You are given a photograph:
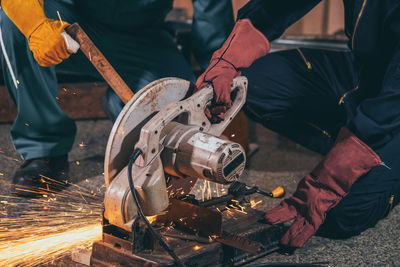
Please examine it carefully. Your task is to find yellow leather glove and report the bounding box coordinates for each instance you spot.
[2,0,73,67]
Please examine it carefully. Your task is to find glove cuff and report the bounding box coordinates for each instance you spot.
[211,18,270,70]
[2,0,47,39]
[311,127,382,196]
[265,127,382,248]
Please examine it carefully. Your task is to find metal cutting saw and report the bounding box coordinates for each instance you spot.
[66,23,284,267]
[103,75,247,231]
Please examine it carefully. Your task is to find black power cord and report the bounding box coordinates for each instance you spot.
[127,148,185,267]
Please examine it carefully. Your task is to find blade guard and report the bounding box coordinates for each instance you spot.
[104,77,247,231]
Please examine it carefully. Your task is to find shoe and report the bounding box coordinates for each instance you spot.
[11,155,69,197]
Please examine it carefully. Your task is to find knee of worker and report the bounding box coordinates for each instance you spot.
[242,52,302,122]
[326,150,400,237]
[0,11,26,48]
[320,190,392,238]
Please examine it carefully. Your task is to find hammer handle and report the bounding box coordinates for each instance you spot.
[65,23,134,104]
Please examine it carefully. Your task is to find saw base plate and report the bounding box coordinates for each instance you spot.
[90,201,284,266]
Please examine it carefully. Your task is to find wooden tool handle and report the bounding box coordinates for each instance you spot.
[65,23,134,104]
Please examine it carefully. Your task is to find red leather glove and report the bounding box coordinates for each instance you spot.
[265,127,382,247]
[196,19,270,120]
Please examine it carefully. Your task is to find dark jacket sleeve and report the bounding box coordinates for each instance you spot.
[349,42,400,149]
[191,0,234,70]
[237,0,321,41]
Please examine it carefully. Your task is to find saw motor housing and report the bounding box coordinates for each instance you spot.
[104,77,248,232]
[162,122,245,184]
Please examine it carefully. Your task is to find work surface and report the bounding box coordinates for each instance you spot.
[0,119,399,266]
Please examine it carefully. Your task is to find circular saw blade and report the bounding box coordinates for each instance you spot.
[104,78,196,195]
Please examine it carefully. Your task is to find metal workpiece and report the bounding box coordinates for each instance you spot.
[161,123,246,183]
[65,23,134,104]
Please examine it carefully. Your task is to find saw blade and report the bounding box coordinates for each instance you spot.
[104,78,197,196]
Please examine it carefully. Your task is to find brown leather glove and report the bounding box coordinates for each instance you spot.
[195,19,270,120]
[265,127,382,247]
[2,0,75,67]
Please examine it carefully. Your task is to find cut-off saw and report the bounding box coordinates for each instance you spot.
[66,23,284,267]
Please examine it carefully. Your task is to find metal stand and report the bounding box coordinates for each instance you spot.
[91,190,284,267]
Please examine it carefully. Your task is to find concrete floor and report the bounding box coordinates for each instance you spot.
[0,119,399,266]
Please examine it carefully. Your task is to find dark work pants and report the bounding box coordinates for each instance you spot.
[242,48,400,238]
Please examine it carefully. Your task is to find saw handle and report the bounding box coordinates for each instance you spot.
[206,77,248,137]
[65,23,134,104]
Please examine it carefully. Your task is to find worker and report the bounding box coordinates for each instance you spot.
[197,1,400,247]
[0,0,234,196]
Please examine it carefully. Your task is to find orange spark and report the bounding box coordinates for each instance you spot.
[250,199,262,209]
[193,245,202,251]
[0,177,104,266]
[0,224,101,266]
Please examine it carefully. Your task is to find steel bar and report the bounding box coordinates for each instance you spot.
[65,23,134,104]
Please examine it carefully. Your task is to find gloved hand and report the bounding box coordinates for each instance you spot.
[265,127,382,247]
[2,0,78,67]
[195,19,270,120]
[29,20,73,67]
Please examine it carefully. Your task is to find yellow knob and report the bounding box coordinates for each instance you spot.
[271,186,285,198]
